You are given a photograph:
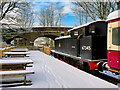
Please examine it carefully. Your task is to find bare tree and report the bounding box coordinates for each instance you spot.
[38,3,64,26]
[72,0,119,25]
[15,3,35,28]
[39,8,46,26]
[0,0,23,21]
[0,1,34,29]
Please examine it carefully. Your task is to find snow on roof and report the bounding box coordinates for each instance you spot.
[68,20,106,32]
[107,10,120,21]
[55,35,71,40]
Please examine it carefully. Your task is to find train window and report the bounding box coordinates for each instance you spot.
[74,31,78,39]
[74,31,78,36]
[78,28,83,35]
[112,27,120,46]
[89,25,95,33]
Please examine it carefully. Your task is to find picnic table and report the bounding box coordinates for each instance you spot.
[10,48,28,52]
[0,59,34,86]
[4,52,30,57]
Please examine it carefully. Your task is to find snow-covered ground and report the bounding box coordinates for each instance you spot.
[16,50,117,88]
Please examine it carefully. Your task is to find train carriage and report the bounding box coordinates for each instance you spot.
[107,10,120,74]
[52,20,107,70]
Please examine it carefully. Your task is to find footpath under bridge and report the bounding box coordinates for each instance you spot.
[2,26,72,45]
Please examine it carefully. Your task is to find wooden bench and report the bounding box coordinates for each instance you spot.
[11,48,28,52]
[0,59,33,70]
[0,70,34,85]
[4,52,30,57]
[0,59,34,87]
[0,47,15,58]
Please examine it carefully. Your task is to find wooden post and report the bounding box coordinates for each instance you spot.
[14,39,17,46]
[44,46,50,55]
[24,64,26,70]
[24,75,26,84]
[0,50,2,59]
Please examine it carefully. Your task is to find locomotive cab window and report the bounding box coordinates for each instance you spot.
[112,27,120,46]
[74,31,78,39]
[89,25,95,34]
[74,31,78,36]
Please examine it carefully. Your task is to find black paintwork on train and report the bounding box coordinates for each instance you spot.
[80,21,107,60]
[55,21,107,61]
[80,35,107,60]
[55,38,78,56]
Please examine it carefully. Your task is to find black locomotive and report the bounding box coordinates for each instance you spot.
[51,20,107,71]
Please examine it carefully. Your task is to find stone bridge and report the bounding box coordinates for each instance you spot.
[2,26,72,45]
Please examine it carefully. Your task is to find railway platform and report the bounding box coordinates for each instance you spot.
[14,50,118,88]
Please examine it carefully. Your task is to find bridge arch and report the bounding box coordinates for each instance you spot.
[6,36,27,44]
[31,35,58,42]
[34,36,55,47]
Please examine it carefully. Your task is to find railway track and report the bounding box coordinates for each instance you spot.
[78,66,120,85]
[90,71,119,85]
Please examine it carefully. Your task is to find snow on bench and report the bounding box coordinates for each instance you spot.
[0,59,33,71]
[11,48,28,52]
[4,52,30,57]
[0,58,34,86]
[0,70,34,84]
[0,59,33,65]
[0,70,34,76]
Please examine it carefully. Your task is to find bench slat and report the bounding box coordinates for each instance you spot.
[4,52,30,55]
[0,59,33,65]
[11,48,28,52]
[0,70,34,76]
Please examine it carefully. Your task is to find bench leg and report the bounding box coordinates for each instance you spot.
[24,75,26,84]
[10,55,12,58]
